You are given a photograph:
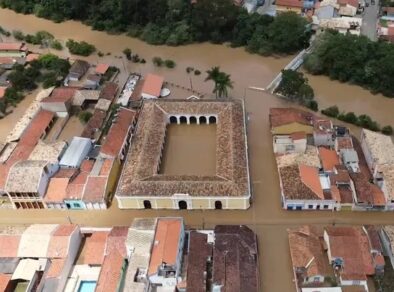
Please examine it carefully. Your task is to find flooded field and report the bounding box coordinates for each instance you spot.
[0,8,394,292]
[160,124,216,175]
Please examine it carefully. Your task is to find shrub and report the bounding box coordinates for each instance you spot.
[78,111,93,124]
[140,59,146,64]
[164,59,176,68]
[186,67,194,73]
[131,54,141,63]
[66,39,96,56]
[123,48,132,60]
[0,26,11,37]
[305,100,318,111]
[357,114,380,131]
[382,125,393,136]
[152,57,163,67]
[50,40,63,50]
[12,30,25,41]
[321,106,339,118]
[97,51,104,57]
[194,69,201,76]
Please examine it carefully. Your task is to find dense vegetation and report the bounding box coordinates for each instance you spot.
[0,54,70,114]
[275,69,318,111]
[11,30,63,50]
[66,39,96,56]
[0,0,310,55]
[321,105,393,135]
[304,30,394,97]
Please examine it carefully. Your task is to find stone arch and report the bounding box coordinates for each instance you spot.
[215,201,223,210]
[209,116,217,124]
[143,200,152,209]
[200,116,207,124]
[180,116,187,124]
[169,116,177,124]
[189,116,197,124]
[178,200,188,210]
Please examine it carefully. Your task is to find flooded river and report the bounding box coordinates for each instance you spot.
[0,8,394,292]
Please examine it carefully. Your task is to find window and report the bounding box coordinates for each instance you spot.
[308,205,313,209]
[178,200,188,210]
[316,205,320,210]
[324,205,329,209]
[285,145,295,151]
[215,201,222,210]
[143,200,152,209]
[73,202,81,208]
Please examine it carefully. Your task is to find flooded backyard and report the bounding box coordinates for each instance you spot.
[0,8,394,292]
[160,124,216,176]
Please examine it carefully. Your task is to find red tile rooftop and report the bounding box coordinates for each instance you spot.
[325,226,376,280]
[0,110,55,189]
[269,108,314,128]
[0,86,7,99]
[148,218,182,276]
[95,63,110,75]
[141,73,164,97]
[99,82,118,101]
[299,164,324,199]
[337,136,353,150]
[82,176,107,203]
[0,235,21,257]
[26,53,40,63]
[46,258,66,278]
[100,108,136,158]
[42,87,77,103]
[99,159,114,176]
[0,274,12,292]
[80,231,109,265]
[0,57,15,65]
[290,131,306,141]
[350,172,386,206]
[44,177,70,202]
[319,147,340,172]
[95,251,124,292]
[0,42,27,51]
[47,225,77,258]
[276,0,304,8]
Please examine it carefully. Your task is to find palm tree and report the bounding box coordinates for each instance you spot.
[216,72,233,98]
[205,66,233,98]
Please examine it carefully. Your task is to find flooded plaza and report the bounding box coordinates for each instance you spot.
[0,8,394,292]
[159,124,217,176]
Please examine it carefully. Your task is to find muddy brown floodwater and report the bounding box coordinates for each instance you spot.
[0,8,394,292]
[160,124,217,176]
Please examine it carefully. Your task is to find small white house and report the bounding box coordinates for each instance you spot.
[273,132,307,154]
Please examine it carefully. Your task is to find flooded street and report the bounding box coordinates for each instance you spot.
[160,124,216,175]
[0,8,394,292]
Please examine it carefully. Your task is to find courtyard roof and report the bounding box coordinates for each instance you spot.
[116,99,249,198]
[269,108,314,128]
[362,129,394,166]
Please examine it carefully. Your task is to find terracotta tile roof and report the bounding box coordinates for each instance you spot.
[186,232,213,292]
[276,0,304,7]
[100,108,135,158]
[0,42,27,51]
[299,164,325,199]
[336,136,353,150]
[288,226,330,279]
[46,258,66,278]
[41,87,77,103]
[141,73,164,97]
[106,226,128,257]
[314,119,333,134]
[319,147,340,171]
[80,231,109,265]
[19,110,54,146]
[350,172,386,206]
[325,227,375,280]
[95,64,110,75]
[99,159,113,176]
[365,226,383,253]
[44,177,70,202]
[26,53,40,63]
[148,218,182,276]
[0,235,21,257]
[330,169,354,204]
[65,160,94,200]
[269,108,314,129]
[0,57,15,65]
[290,131,307,141]
[47,224,77,258]
[212,225,259,292]
[82,176,107,203]
[338,0,359,7]
[80,109,106,139]
[99,82,118,101]
[96,250,124,292]
[279,165,324,200]
[0,274,11,292]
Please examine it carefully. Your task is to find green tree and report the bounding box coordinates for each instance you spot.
[123,48,132,60]
[66,39,96,56]
[321,106,339,118]
[382,125,393,135]
[205,66,233,98]
[275,70,314,102]
[78,111,93,124]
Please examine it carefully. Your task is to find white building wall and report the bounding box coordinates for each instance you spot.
[141,93,158,99]
[38,163,59,197]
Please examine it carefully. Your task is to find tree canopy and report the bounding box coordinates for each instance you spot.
[0,0,310,55]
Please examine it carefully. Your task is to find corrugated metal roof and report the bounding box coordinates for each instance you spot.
[60,137,92,168]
